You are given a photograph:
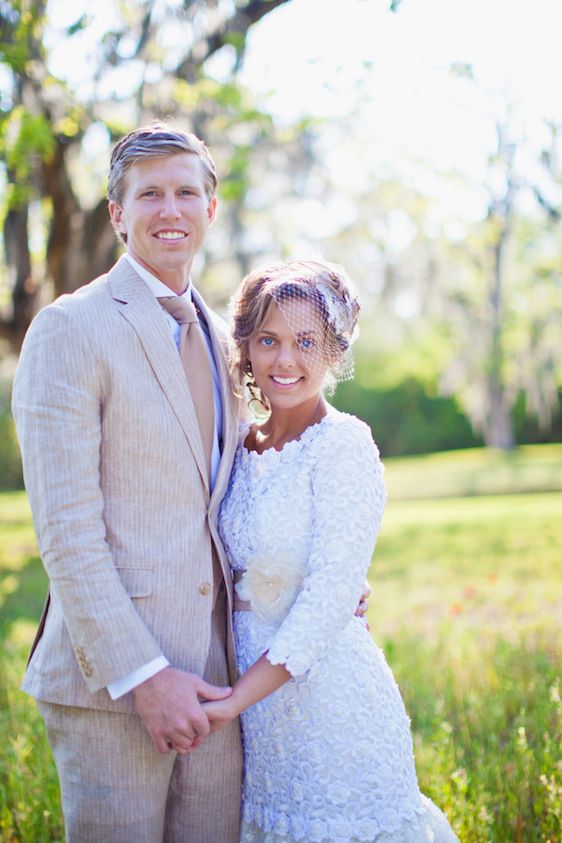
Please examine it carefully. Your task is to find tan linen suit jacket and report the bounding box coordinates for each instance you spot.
[13,256,243,715]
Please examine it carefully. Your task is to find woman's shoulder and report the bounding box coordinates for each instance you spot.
[318,407,380,455]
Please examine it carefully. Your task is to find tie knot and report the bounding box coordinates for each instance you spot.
[158,295,198,325]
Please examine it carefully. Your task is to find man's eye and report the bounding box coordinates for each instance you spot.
[142,190,158,197]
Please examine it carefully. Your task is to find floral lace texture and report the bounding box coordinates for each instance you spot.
[219,409,459,843]
[240,795,459,843]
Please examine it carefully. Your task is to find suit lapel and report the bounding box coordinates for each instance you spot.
[108,257,210,493]
[192,288,240,506]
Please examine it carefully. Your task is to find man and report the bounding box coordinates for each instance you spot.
[12,123,244,841]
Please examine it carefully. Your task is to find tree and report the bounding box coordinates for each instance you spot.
[0,0,293,351]
[440,118,562,449]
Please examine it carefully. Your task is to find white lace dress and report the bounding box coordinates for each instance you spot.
[219,409,459,843]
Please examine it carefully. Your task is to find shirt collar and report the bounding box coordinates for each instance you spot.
[125,254,192,300]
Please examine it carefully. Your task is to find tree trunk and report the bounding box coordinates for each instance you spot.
[1,202,37,350]
[482,128,516,450]
[484,382,515,448]
[43,139,118,297]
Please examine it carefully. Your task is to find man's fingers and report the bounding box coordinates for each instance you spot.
[189,711,211,739]
[153,733,175,754]
[169,732,196,754]
[153,729,200,755]
[196,680,232,702]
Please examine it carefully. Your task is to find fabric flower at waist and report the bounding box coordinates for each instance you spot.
[235,550,306,625]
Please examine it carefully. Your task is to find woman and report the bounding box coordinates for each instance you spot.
[204,260,459,842]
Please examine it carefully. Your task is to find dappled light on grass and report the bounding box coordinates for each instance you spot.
[0,492,48,630]
[370,490,561,842]
[0,638,64,842]
[384,443,562,501]
[1,475,560,841]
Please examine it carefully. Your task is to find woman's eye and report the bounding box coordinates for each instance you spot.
[299,338,315,351]
[260,337,274,347]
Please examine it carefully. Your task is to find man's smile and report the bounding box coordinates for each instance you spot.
[154,230,187,240]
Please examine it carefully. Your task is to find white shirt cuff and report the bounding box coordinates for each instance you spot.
[107,656,170,700]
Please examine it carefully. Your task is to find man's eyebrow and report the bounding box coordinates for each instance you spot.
[135,183,202,192]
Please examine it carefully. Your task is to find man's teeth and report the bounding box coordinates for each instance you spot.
[156,231,185,240]
[272,376,300,385]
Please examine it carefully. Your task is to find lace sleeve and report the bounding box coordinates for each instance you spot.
[267,417,386,676]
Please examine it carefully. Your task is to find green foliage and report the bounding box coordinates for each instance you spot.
[372,490,562,842]
[0,0,47,75]
[334,370,562,457]
[393,636,561,842]
[0,638,63,842]
[64,14,88,38]
[0,491,61,840]
[0,106,54,208]
[1,485,561,840]
[334,376,482,456]
[0,396,23,491]
[221,144,253,202]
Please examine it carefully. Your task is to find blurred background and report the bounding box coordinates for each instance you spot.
[0,1,560,841]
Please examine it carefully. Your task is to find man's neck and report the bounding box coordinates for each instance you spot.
[126,254,191,297]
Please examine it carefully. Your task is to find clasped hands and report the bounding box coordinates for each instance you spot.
[133,666,239,755]
[133,581,371,754]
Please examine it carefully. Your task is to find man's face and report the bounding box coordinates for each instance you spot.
[108,153,217,293]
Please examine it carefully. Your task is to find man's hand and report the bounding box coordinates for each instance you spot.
[132,666,232,754]
[201,697,240,734]
[355,579,371,628]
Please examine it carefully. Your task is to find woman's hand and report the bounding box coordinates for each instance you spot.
[355,580,371,629]
[202,697,240,733]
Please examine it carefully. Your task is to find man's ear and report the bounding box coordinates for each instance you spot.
[207,196,218,225]
[108,201,127,236]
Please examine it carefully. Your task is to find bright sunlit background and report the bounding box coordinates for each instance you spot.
[0,4,561,840]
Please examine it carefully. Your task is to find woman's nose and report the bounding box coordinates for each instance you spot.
[276,343,297,369]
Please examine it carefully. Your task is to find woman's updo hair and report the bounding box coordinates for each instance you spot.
[230,259,360,410]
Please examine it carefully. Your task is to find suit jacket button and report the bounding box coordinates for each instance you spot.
[199,582,212,596]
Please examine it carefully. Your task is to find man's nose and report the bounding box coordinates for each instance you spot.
[159,195,181,219]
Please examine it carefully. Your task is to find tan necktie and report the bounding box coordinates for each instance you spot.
[158,296,214,479]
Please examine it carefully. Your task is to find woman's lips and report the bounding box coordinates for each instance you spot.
[270,375,303,388]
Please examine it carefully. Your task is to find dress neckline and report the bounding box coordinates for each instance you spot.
[240,409,334,461]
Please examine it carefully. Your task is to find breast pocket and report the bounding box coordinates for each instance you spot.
[115,566,154,597]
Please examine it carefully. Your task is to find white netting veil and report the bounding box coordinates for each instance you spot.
[269,260,360,392]
[230,258,361,410]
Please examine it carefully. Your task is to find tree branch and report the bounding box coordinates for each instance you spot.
[176,0,292,80]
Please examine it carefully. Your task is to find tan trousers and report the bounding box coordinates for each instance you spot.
[39,593,243,843]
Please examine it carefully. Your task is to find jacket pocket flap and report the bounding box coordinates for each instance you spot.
[116,566,153,597]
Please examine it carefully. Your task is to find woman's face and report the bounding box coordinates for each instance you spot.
[247,299,329,412]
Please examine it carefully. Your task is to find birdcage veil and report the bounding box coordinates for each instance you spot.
[269,260,360,392]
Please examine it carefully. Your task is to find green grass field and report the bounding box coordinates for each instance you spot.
[0,445,560,842]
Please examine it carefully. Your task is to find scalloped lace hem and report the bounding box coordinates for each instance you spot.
[239,795,459,843]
